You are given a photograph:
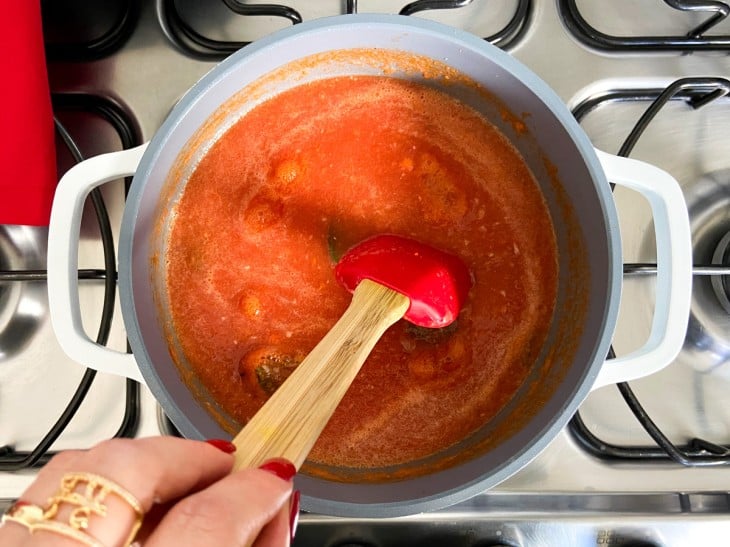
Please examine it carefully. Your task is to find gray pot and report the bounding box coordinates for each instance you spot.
[48,14,692,518]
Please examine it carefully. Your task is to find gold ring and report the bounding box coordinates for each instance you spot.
[2,472,144,547]
[2,500,45,528]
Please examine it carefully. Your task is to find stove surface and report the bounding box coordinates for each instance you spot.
[2,1,730,545]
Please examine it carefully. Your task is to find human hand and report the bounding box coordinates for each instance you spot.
[0,436,299,546]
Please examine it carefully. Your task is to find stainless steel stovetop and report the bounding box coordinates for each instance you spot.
[2,1,730,545]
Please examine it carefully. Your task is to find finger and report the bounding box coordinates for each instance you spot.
[145,468,293,547]
[10,437,234,547]
[252,503,290,547]
[0,511,32,546]
[22,437,233,509]
[0,450,85,546]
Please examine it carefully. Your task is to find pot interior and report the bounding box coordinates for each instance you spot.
[121,15,618,517]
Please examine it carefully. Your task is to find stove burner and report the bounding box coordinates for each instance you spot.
[568,78,730,466]
[711,231,730,314]
[683,169,730,375]
[0,227,46,363]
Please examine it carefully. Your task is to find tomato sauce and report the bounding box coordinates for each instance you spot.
[165,76,558,470]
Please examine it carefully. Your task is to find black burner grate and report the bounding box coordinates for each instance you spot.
[41,0,141,61]
[568,77,730,466]
[559,0,730,51]
[157,0,531,60]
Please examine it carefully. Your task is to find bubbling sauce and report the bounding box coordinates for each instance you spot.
[165,76,558,470]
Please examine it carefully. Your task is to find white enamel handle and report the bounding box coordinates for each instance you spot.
[48,144,149,383]
[591,149,692,390]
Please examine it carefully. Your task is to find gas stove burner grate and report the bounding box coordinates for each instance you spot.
[0,94,142,471]
[568,77,730,467]
[559,0,730,51]
[155,0,299,60]
[41,0,142,62]
[156,0,531,60]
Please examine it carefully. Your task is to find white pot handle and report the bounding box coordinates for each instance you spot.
[591,149,692,390]
[48,144,149,384]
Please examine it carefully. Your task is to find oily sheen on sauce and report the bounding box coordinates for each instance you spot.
[165,76,558,471]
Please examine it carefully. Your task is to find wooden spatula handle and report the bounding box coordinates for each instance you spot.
[232,279,410,470]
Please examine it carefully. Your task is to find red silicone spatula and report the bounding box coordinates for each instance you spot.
[232,234,472,470]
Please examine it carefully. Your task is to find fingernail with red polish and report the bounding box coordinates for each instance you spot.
[205,439,237,454]
[258,457,296,482]
[289,490,300,542]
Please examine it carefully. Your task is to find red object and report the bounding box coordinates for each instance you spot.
[289,490,300,542]
[335,234,473,328]
[0,2,57,226]
[258,457,297,482]
[205,438,237,454]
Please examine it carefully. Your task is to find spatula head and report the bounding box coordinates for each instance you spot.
[334,234,472,328]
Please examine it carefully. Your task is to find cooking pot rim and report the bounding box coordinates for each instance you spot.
[118,13,621,517]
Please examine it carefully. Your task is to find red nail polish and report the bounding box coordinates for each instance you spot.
[258,457,296,482]
[289,490,300,542]
[205,439,237,454]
